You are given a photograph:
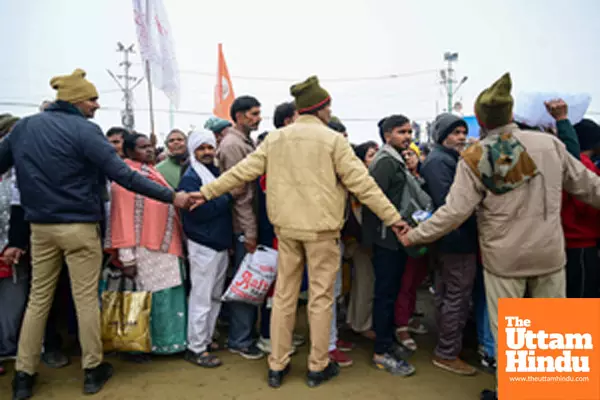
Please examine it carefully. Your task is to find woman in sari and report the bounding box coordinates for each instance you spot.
[343,141,379,340]
[104,133,187,358]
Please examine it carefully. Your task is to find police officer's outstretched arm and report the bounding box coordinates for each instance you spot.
[82,126,174,204]
[332,135,401,227]
[199,143,268,201]
[406,160,484,246]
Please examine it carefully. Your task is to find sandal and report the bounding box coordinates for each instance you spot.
[408,318,428,335]
[185,350,222,368]
[395,327,417,351]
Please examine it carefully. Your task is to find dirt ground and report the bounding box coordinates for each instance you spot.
[0,291,494,400]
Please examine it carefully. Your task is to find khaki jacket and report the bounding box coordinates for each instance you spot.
[216,127,257,239]
[407,123,600,278]
[201,115,401,241]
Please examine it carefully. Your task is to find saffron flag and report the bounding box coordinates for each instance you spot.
[213,43,235,121]
[132,0,180,108]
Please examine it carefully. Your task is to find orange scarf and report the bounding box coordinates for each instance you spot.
[105,159,183,259]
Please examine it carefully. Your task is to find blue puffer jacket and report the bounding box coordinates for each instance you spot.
[178,165,233,251]
[0,101,173,223]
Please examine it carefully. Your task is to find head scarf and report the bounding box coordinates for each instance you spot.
[188,130,217,185]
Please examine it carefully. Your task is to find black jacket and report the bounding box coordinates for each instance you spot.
[178,165,233,251]
[420,144,478,254]
[0,101,173,223]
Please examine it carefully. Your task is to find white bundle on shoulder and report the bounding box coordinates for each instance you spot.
[513,92,591,128]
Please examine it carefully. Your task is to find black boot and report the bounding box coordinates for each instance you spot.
[268,364,290,388]
[480,389,497,400]
[41,350,70,369]
[83,362,113,395]
[306,362,340,388]
[12,371,35,400]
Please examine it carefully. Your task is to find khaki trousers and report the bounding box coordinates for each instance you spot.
[268,237,340,372]
[16,223,103,374]
[483,268,566,386]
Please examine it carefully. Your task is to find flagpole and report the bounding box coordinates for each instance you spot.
[145,0,156,145]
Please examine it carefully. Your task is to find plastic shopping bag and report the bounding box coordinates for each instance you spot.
[222,245,278,306]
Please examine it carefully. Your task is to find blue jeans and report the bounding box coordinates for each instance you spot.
[228,234,258,349]
[372,244,407,355]
[473,264,495,358]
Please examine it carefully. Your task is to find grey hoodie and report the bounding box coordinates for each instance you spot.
[432,113,468,144]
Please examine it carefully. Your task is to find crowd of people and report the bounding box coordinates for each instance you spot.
[0,68,599,400]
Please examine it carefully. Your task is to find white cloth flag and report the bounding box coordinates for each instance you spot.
[132,0,180,108]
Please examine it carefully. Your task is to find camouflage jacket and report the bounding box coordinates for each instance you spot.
[407,123,600,278]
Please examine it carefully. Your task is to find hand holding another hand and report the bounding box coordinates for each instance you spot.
[391,220,410,236]
[391,220,413,247]
[188,192,207,211]
[173,192,192,210]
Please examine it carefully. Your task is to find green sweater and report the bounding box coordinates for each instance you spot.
[156,157,183,189]
[556,119,580,160]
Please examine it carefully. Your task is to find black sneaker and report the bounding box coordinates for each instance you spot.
[228,344,265,360]
[373,353,416,377]
[268,364,290,388]
[480,389,497,400]
[83,362,113,395]
[306,362,340,388]
[12,371,35,400]
[480,354,497,373]
[42,350,70,369]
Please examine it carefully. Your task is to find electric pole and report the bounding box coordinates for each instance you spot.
[440,52,468,113]
[107,42,144,131]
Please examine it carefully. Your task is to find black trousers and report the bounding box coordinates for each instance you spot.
[372,244,407,355]
[566,247,600,298]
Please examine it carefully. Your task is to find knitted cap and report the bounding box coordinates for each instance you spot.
[409,142,421,158]
[574,119,600,152]
[290,76,331,114]
[204,116,232,134]
[0,113,20,137]
[50,69,99,104]
[474,73,514,129]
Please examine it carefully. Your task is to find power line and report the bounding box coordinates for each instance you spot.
[135,63,438,82]
[179,69,439,82]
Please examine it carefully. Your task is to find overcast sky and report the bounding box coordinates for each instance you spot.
[1,0,599,143]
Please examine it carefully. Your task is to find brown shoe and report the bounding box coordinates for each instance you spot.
[432,357,477,376]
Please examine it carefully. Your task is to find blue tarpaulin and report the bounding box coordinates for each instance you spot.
[464,116,480,139]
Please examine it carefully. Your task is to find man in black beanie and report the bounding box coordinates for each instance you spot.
[419,113,480,376]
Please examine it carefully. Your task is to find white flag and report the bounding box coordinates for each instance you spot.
[132,0,180,108]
